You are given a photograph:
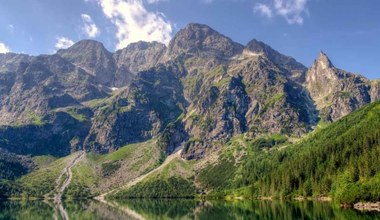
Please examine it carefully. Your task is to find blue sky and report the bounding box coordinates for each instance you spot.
[0,0,379,79]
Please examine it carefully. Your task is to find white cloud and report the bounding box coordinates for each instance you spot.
[81,14,100,38]
[55,37,74,49]
[254,0,309,25]
[97,0,172,49]
[254,3,273,18]
[0,42,10,54]
[146,0,167,3]
[274,0,308,24]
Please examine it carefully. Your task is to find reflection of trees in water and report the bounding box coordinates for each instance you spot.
[0,200,139,220]
[0,200,54,220]
[1,199,380,220]
[196,200,380,220]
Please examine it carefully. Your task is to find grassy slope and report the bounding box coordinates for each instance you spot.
[65,139,163,198]
[1,139,162,199]
[18,153,77,198]
[111,155,197,199]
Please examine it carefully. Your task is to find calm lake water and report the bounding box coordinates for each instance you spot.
[0,199,380,220]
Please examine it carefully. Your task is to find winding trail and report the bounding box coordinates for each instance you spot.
[95,149,183,203]
[51,151,85,220]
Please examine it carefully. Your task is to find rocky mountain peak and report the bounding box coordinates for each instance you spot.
[164,23,243,59]
[245,39,307,82]
[306,51,372,122]
[112,41,166,87]
[57,40,108,56]
[57,39,116,86]
[314,51,334,69]
[245,39,269,54]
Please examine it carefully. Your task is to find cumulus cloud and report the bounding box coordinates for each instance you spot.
[254,0,309,25]
[97,0,172,49]
[0,42,10,54]
[254,3,273,18]
[55,37,74,49]
[81,14,100,38]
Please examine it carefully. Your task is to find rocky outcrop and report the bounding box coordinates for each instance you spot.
[306,52,372,121]
[0,54,107,125]
[84,64,186,153]
[0,110,92,157]
[245,39,307,82]
[370,80,380,102]
[113,41,166,87]
[57,40,117,86]
[0,53,31,72]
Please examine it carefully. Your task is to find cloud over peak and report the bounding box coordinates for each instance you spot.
[97,0,173,50]
[55,37,74,49]
[254,3,273,18]
[255,0,309,25]
[81,14,100,38]
[0,42,10,54]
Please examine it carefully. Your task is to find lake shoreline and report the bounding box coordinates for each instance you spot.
[1,198,380,219]
[2,195,380,213]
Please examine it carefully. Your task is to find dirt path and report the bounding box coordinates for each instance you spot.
[49,151,85,220]
[95,149,183,202]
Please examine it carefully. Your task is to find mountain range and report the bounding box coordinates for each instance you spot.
[0,23,379,204]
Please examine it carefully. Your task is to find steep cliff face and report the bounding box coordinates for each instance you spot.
[0,53,31,72]
[0,54,107,125]
[181,50,312,159]
[245,39,307,82]
[113,41,166,87]
[57,40,117,86]
[84,64,186,153]
[370,80,380,102]
[0,110,92,156]
[306,52,372,121]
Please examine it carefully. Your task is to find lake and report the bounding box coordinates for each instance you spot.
[0,199,380,220]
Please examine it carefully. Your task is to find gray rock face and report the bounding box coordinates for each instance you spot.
[370,80,380,102]
[180,52,312,159]
[306,51,372,121]
[0,53,31,72]
[113,41,166,87]
[0,54,107,125]
[84,64,186,153]
[245,39,307,82]
[57,40,117,86]
[164,23,244,60]
[0,110,92,156]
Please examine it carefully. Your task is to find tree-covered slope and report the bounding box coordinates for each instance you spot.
[237,100,380,204]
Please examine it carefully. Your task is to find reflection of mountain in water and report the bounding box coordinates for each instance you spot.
[1,199,380,220]
[116,199,198,219]
[115,199,380,220]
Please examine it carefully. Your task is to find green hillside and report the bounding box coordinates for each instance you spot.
[236,100,380,204]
